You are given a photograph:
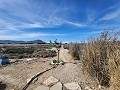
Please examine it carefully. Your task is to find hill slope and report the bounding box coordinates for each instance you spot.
[0,40,46,44]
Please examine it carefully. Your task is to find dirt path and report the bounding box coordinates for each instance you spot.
[59,45,73,62]
[52,45,73,62]
[0,47,100,90]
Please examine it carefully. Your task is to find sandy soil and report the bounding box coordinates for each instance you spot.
[0,47,101,90]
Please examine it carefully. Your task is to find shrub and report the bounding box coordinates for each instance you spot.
[69,31,120,88]
[32,50,57,58]
[82,31,111,87]
[69,43,84,60]
[63,43,69,49]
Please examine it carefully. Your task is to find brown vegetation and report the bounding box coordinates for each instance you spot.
[32,49,57,58]
[69,31,120,89]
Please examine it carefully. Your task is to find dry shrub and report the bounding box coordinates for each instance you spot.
[69,43,84,60]
[82,31,111,87]
[63,43,70,49]
[108,32,120,90]
[32,50,57,58]
[69,31,120,88]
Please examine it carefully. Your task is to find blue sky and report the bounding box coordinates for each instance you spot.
[0,0,120,42]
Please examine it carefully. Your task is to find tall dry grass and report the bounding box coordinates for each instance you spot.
[69,31,120,89]
[69,43,84,60]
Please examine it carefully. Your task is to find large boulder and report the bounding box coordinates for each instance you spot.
[63,82,82,90]
[50,82,62,90]
[43,76,59,86]
[34,85,49,90]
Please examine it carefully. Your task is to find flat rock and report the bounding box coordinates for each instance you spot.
[63,82,82,90]
[50,82,62,90]
[43,76,59,86]
[34,85,49,90]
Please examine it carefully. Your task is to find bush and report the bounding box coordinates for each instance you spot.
[82,31,111,87]
[32,50,57,58]
[69,43,84,60]
[69,31,120,88]
[63,44,69,49]
[0,45,53,59]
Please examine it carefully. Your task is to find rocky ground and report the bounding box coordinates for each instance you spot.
[0,47,106,90]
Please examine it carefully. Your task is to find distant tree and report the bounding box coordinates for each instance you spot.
[49,40,52,44]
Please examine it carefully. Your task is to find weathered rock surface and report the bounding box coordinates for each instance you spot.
[50,82,62,90]
[34,85,49,90]
[43,76,59,86]
[63,82,82,90]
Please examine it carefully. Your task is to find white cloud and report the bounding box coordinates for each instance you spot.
[66,21,85,27]
[17,22,44,28]
[0,33,65,40]
[22,33,65,37]
[100,9,120,20]
[99,2,120,21]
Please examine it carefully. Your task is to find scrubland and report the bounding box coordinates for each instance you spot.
[68,31,120,90]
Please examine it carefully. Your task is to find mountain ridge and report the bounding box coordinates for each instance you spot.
[0,40,46,44]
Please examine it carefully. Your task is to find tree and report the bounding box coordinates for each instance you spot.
[49,40,52,44]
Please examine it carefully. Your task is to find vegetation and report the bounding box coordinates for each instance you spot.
[69,43,84,60]
[32,49,57,58]
[49,39,62,62]
[63,43,70,49]
[0,45,56,59]
[69,31,120,89]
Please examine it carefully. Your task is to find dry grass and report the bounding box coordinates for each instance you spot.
[69,43,84,60]
[69,31,120,89]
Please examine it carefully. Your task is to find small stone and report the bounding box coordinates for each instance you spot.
[98,84,101,89]
[63,82,82,90]
[50,82,62,90]
[34,85,49,90]
[50,61,55,65]
[43,76,59,86]
[85,86,93,90]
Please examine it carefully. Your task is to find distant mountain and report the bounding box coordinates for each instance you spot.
[0,40,46,44]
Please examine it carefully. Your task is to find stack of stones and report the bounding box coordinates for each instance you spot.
[34,76,89,90]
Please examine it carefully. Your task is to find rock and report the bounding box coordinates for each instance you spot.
[63,82,82,90]
[50,82,62,90]
[43,76,59,86]
[85,86,93,90]
[34,85,49,90]
[50,60,55,65]
[98,84,101,89]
